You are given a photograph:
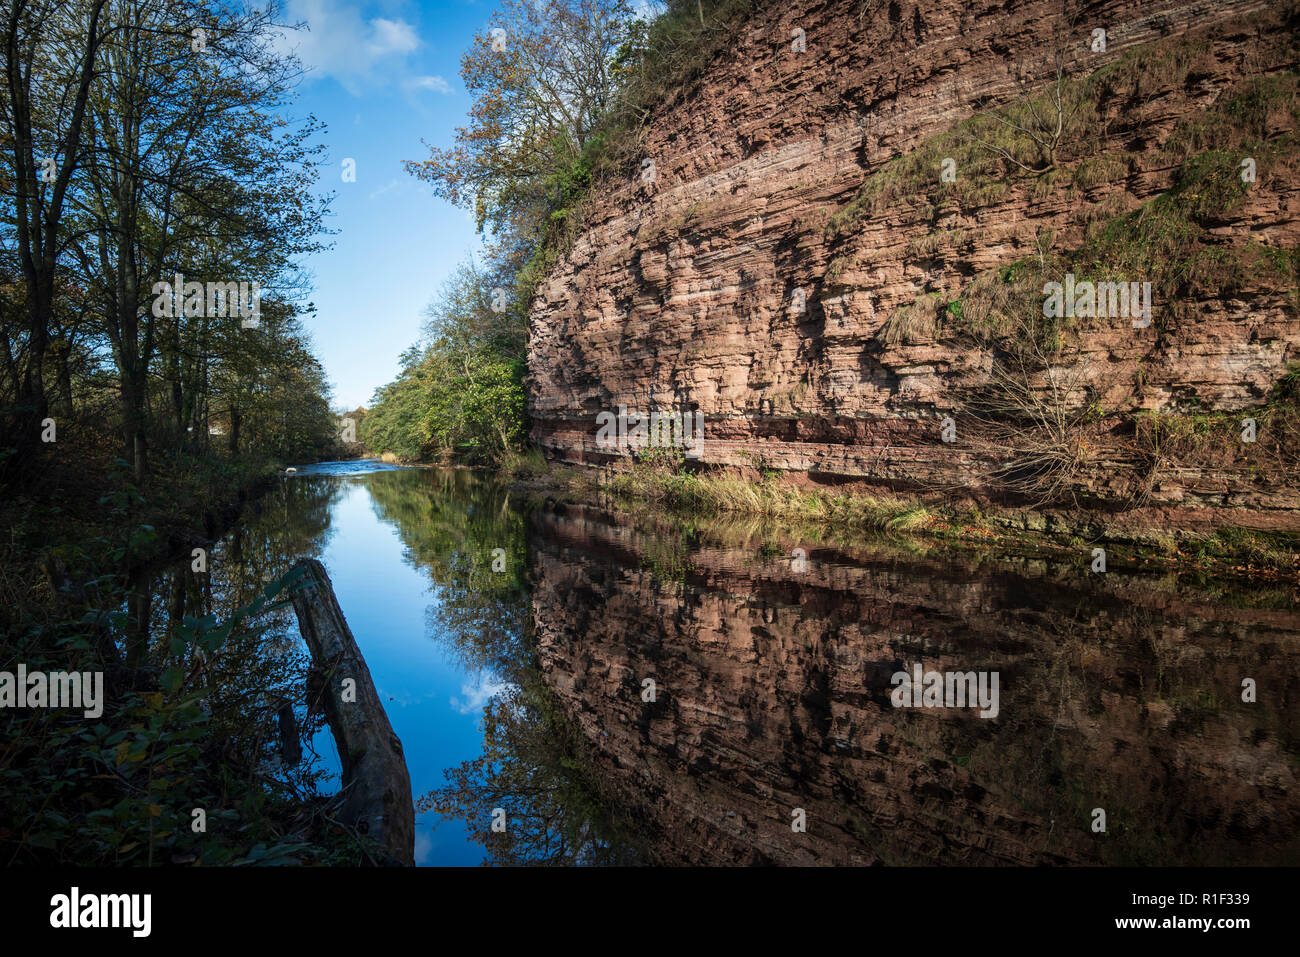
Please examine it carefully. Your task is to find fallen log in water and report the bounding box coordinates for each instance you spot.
[288,559,414,866]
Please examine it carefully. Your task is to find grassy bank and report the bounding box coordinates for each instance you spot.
[503,447,1300,584]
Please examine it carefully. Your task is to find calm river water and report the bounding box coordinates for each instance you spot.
[138,460,1300,865]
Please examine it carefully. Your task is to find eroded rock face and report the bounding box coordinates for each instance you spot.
[527,0,1299,510]
[529,503,1300,864]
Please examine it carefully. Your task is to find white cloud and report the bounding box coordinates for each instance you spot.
[367,17,418,57]
[408,74,452,94]
[368,178,400,200]
[449,675,510,715]
[275,0,422,90]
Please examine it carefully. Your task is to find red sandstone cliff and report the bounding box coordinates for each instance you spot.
[527,0,1300,514]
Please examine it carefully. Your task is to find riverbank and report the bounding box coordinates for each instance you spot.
[0,435,368,866]
[2,443,278,601]
[504,450,1300,586]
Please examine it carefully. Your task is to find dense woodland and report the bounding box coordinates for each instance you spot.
[0,0,355,865]
[0,0,341,493]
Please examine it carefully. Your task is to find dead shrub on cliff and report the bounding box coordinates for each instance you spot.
[962,7,1096,177]
[943,241,1103,506]
[960,344,1098,506]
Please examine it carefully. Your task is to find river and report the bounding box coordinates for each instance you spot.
[134,459,1300,865]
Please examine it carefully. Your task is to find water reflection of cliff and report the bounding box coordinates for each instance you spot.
[530,503,1300,865]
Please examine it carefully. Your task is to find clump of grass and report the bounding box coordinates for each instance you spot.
[827,128,1005,235]
[1135,364,1300,476]
[605,460,936,535]
[947,250,1069,345]
[1134,407,1241,459]
[878,291,944,346]
[1183,527,1300,573]
[905,228,968,259]
[500,444,549,479]
[1072,153,1129,190]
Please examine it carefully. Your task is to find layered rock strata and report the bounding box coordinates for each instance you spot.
[527,0,1300,513]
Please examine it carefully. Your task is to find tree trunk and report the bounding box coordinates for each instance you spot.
[120,367,149,484]
[55,340,74,414]
[288,559,414,866]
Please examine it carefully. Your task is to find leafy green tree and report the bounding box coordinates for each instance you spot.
[404,0,636,242]
[0,0,107,442]
[362,264,528,464]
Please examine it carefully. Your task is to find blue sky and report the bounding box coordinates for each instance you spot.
[273,0,490,410]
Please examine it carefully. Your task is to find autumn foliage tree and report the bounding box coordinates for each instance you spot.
[369,0,754,465]
[404,0,636,246]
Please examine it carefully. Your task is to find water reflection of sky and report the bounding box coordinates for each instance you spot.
[304,474,496,866]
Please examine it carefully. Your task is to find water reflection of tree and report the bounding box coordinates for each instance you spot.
[366,468,640,864]
[367,468,530,676]
[420,675,639,865]
[137,474,345,794]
